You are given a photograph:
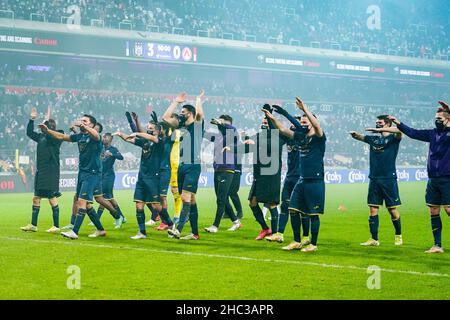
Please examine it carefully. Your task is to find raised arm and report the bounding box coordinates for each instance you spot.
[126,111,138,132]
[163,92,186,127]
[388,116,432,143]
[80,123,100,141]
[27,108,40,142]
[365,127,402,140]
[195,90,205,122]
[131,112,145,133]
[296,97,323,137]
[272,105,302,130]
[262,109,294,139]
[127,131,160,144]
[112,131,136,145]
[38,124,71,142]
[349,131,365,142]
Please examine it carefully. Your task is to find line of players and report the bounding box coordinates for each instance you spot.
[20,93,450,254]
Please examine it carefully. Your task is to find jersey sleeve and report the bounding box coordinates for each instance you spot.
[69,133,83,143]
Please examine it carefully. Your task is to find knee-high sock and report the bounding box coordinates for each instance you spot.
[177,202,191,232]
[51,205,60,228]
[250,205,269,230]
[70,213,76,225]
[189,203,199,235]
[392,217,401,235]
[369,215,379,241]
[278,201,290,234]
[431,215,442,247]
[310,215,321,246]
[290,213,301,243]
[87,207,104,231]
[269,207,279,233]
[149,205,159,221]
[97,207,105,220]
[73,208,87,234]
[31,205,40,226]
[136,209,146,235]
[301,214,310,237]
[173,192,182,218]
[160,207,173,226]
[113,203,125,218]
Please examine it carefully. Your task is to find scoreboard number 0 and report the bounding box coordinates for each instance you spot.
[173,46,181,60]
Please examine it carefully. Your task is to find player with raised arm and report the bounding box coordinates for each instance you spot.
[164,91,205,240]
[114,119,174,239]
[21,107,63,234]
[388,101,450,253]
[247,105,286,241]
[264,97,326,252]
[39,115,106,239]
[349,115,403,246]
[264,105,309,245]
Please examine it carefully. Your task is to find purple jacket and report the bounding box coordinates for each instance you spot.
[398,122,450,178]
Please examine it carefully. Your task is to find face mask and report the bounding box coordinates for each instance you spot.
[147,130,154,135]
[300,125,309,133]
[178,114,187,127]
[375,124,383,129]
[435,119,446,131]
[260,124,269,130]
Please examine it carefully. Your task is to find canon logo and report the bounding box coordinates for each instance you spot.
[396,170,410,181]
[0,180,15,190]
[348,170,366,183]
[33,37,58,46]
[415,169,428,181]
[325,171,342,184]
[122,173,138,188]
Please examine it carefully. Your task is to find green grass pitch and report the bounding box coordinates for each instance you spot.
[0,182,449,300]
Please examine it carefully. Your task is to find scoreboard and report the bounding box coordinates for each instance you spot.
[125,41,197,62]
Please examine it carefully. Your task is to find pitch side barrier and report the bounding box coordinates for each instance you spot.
[0,168,429,193]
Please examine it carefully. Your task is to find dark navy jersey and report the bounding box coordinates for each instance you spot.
[70,133,102,174]
[135,137,163,178]
[179,119,205,164]
[160,136,174,171]
[293,131,326,180]
[364,134,400,179]
[285,138,301,178]
[101,145,123,176]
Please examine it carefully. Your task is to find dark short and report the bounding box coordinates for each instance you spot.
[101,174,115,200]
[367,178,401,208]
[289,179,325,215]
[34,189,62,199]
[178,163,201,194]
[426,177,450,207]
[76,172,101,203]
[134,176,160,204]
[281,175,300,203]
[159,169,171,196]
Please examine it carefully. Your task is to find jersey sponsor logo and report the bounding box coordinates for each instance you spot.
[396,169,410,181]
[348,170,366,183]
[415,169,428,181]
[324,171,342,184]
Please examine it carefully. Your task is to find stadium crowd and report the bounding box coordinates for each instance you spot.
[0,0,449,59]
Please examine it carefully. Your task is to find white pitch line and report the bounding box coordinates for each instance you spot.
[3,236,450,278]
